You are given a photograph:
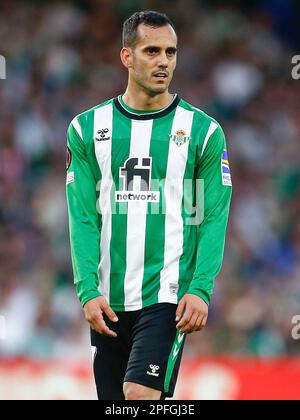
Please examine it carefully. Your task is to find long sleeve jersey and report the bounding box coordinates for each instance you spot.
[66,94,232,311]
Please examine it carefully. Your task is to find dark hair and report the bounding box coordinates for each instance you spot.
[122,10,176,48]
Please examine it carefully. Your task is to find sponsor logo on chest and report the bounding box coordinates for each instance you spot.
[115,157,160,202]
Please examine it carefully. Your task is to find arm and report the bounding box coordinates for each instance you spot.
[66,119,102,306]
[176,123,232,333]
[188,124,232,302]
[66,119,118,336]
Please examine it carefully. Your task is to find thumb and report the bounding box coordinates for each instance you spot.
[176,298,186,322]
[101,301,119,323]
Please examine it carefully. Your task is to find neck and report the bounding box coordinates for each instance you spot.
[122,81,173,111]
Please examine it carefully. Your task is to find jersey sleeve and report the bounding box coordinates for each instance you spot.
[187,123,232,305]
[66,119,102,306]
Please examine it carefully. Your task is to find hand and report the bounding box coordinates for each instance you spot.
[175,294,208,334]
[84,296,118,337]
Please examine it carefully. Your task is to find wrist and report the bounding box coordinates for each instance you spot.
[81,291,102,307]
[186,288,210,306]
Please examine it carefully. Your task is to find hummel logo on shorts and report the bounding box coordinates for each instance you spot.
[147,364,160,377]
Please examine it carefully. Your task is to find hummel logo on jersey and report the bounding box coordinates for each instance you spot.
[147,364,160,377]
[115,157,160,202]
[170,129,191,147]
[96,128,110,141]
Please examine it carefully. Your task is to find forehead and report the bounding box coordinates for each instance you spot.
[135,23,177,48]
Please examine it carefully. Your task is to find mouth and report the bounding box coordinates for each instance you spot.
[153,71,168,80]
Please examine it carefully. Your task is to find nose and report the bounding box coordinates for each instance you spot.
[157,52,169,68]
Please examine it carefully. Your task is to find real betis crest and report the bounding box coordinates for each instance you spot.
[169,130,191,146]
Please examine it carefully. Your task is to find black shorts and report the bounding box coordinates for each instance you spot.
[91,303,186,400]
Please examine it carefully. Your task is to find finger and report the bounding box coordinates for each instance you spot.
[194,314,203,331]
[184,312,200,334]
[175,299,186,322]
[101,326,118,338]
[90,314,117,337]
[101,302,119,323]
[199,314,208,330]
[180,312,199,334]
[92,320,117,337]
[176,309,193,329]
[193,314,206,331]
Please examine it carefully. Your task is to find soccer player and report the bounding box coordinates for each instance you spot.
[66,10,232,400]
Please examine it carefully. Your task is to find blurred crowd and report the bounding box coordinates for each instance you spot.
[0,0,300,360]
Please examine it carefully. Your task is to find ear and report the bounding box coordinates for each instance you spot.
[120,47,133,69]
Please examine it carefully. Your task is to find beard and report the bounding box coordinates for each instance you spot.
[134,72,171,96]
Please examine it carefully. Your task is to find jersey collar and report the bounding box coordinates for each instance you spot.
[114,94,180,120]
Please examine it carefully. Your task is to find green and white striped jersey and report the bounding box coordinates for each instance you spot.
[66,94,232,311]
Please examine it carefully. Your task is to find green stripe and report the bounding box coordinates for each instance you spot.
[109,110,131,310]
[164,330,185,393]
[141,115,174,306]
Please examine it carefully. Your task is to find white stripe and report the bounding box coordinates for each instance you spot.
[91,346,97,363]
[124,119,153,310]
[94,104,114,302]
[158,106,194,303]
[200,121,218,157]
[71,117,83,140]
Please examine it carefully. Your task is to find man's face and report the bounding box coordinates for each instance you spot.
[128,23,177,95]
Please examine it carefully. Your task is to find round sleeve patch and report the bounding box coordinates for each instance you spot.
[66,147,72,170]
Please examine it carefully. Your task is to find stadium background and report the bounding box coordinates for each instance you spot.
[0,0,300,399]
